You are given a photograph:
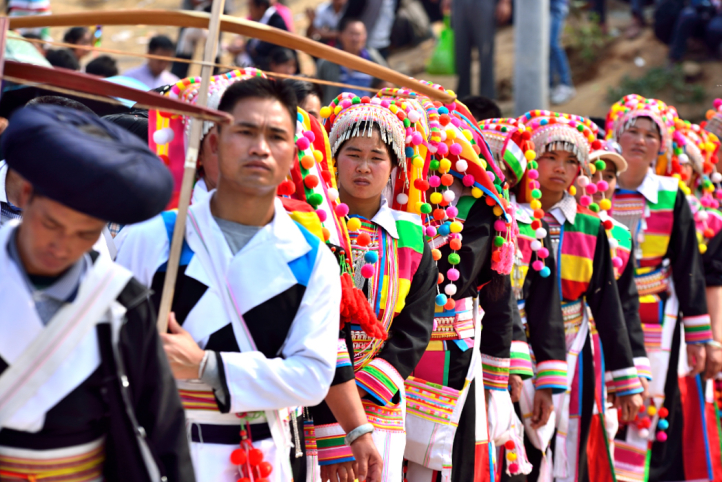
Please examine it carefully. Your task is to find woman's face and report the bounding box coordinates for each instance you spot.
[301,94,322,121]
[537,149,580,195]
[618,118,661,170]
[336,129,393,203]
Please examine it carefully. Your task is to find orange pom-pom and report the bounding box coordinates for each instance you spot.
[441,174,454,186]
[492,251,502,262]
[485,196,496,206]
[322,227,331,241]
[450,238,462,250]
[444,298,456,310]
[357,232,372,246]
[438,273,444,284]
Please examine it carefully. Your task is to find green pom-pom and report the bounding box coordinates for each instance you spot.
[420,203,433,214]
[403,118,411,128]
[352,96,361,104]
[528,160,538,169]
[589,203,600,213]
[531,188,542,199]
[501,126,507,133]
[494,235,505,247]
[577,124,584,132]
[430,160,440,170]
[448,253,461,265]
[496,184,503,193]
[594,160,606,171]
[307,193,324,207]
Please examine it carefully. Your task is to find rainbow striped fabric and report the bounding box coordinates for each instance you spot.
[534,360,567,392]
[356,358,403,406]
[684,314,714,344]
[606,366,643,396]
[336,339,352,370]
[481,354,511,391]
[315,423,354,465]
[179,388,219,411]
[633,356,652,381]
[405,376,462,425]
[510,340,533,379]
[0,440,105,482]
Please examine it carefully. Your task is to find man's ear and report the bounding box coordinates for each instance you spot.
[208,127,220,155]
[16,180,33,210]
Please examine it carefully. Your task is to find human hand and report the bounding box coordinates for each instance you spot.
[495,0,512,25]
[530,388,553,428]
[705,343,722,380]
[350,433,382,481]
[687,344,707,377]
[509,374,523,403]
[321,461,356,482]
[160,313,205,379]
[616,393,643,423]
[639,376,650,400]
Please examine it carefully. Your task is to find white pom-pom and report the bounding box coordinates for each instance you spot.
[396,193,409,205]
[535,227,547,239]
[638,428,650,439]
[408,111,421,123]
[456,160,468,172]
[712,172,722,183]
[370,98,381,105]
[577,175,590,188]
[608,238,619,250]
[678,153,689,164]
[531,240,542,251]
[440,131,447,141]
[697,210,710,222]
[406,135,413,144]
[443,190,456,202]
[428,145,438,154]
[327,188,339,202]
[444,284,457,296]
[153,127,175,145]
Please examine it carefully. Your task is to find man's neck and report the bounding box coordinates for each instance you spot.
[342,192,381,220]
[210,184,276,226]
[617,168,649,192]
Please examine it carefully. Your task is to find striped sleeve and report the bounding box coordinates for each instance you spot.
[534,360,567,393]
[356,358,402,406]
[481,354,510,391]
[683,314,713,345]
[606,367,643,396]
[509,340,533,379]
[634,356,652,381]
[315,423,355,466]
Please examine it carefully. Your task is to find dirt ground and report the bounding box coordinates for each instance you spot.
[42,0,722,120]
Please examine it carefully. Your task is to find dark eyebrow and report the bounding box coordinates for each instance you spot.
[234,121,289,135]
[344,146,363,152]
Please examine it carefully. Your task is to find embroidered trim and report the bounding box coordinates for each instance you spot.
[356,358,401,406]
[481,354,510,391]
[510,341,533,379]
[683,314,713,344]
[608,367,643,396]
[405,376,461,425]
[336,339,352,369]
[534,360,567,393]
[633,356,652,381]
[315,423,355,465]
[178,388,219,411]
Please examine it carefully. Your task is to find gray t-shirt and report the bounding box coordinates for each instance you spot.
[213,217,262,255]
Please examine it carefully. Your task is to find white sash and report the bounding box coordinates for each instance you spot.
[184,204,293,481]
[0,253,132,430]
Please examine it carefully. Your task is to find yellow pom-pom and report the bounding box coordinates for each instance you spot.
[589,164,597,175]
[334,105,343,115]
[431,136,441,143]
[672,173,682,180]
[412,156,424,168]
[700,243,708,254]
[600,198,612,211]
[647,405,657,417]
[301,155,315,170]
[322,227,331,241]
[389,104,398,114]
[313,150,324,162]
[414,201,425,214]
[530,199,542,210]
[507,452,517,462]
[446,128,457,140]
[568,185,577,196]
[493,206,503,216]
[450,221,463,233]
[480,159,487,169]
[347,217,361,232]
[430,192,443,204]
[471,187,483,198]
[439,158,452,173]
[463,130,473,140]
[525,150,536,161]
[320,106,332,118]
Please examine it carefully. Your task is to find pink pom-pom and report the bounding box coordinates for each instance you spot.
[656,431,668,442]
[446,206,459,218]
[450,118,462,127]
[713,200,720,209]
[532,260,544,271]
[411,132,423,146]
[716,189,722,199]
[529,180,540,189]
[537,247,549,259]
[597,180,609,191]
[612,256,623,268]
[425,226,437,236]
[449,143,463,156]
[380,100,390,108]
[335,203,349,217]
[509,463,519,474]
[494,220,507,232]
[580,195,592,207]
[316,209,327,222]
[702,197,712,207]
[447,102,457,111]
[360,264,375,279]
[406,127,414,135]
[586,183,598,194]
[436,143,449,156]
[341,99,352,108]
[303,130,316,142]
[527,169,539,180]
[296,137,311,151]
[463,174,475,186]
[447,268,460,281]
[429,175,441,187]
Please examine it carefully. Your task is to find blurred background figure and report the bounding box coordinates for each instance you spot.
[285,78,324,120]
[124,35,179,89]
[341,0,396,58]
[306,0,347,45]
[459,95,501,121]
[63,26,92,64]
[46,48,80,70]
[239,0,290,67]
[667,0,722,63]
[549,0,575,104]
[316,17,386,103]
[268,47,299,74]
[85,55,119,78]
[8,0,52,40]
[22,33,48,56]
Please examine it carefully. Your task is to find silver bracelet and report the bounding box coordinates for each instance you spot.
[198,351,211,379]
[707,340,722,350]
[344,423,374,446]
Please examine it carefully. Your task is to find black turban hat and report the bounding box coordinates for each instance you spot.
[3,104,173,224]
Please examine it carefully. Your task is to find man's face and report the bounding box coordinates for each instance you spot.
[148,49,174,77]
[332,0,347,11]
[248,0,265,21]
[16,183,105,276]
[216,97,296,196]
[339,21,367,55]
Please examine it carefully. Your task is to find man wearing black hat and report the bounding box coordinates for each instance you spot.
[116,77,341,482]
[0,104,194,482]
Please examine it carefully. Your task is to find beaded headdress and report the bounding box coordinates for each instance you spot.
[477,117,533,187]
[605,94,673,156]
[148,68,266,207]
[704,99,722,141]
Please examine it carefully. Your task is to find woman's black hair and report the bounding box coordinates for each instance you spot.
[269,47,296,66]
[63,27,89,44]
[283,77,323,106]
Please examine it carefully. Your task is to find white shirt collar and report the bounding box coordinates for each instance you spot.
[547,192,577,225]
[369,196,399,239]
[635,169,660,204]
[0,161,8,204]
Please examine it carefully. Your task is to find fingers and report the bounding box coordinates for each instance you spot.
[320,466,330,482]
[688,345,706,377]
[355,455,368,481]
